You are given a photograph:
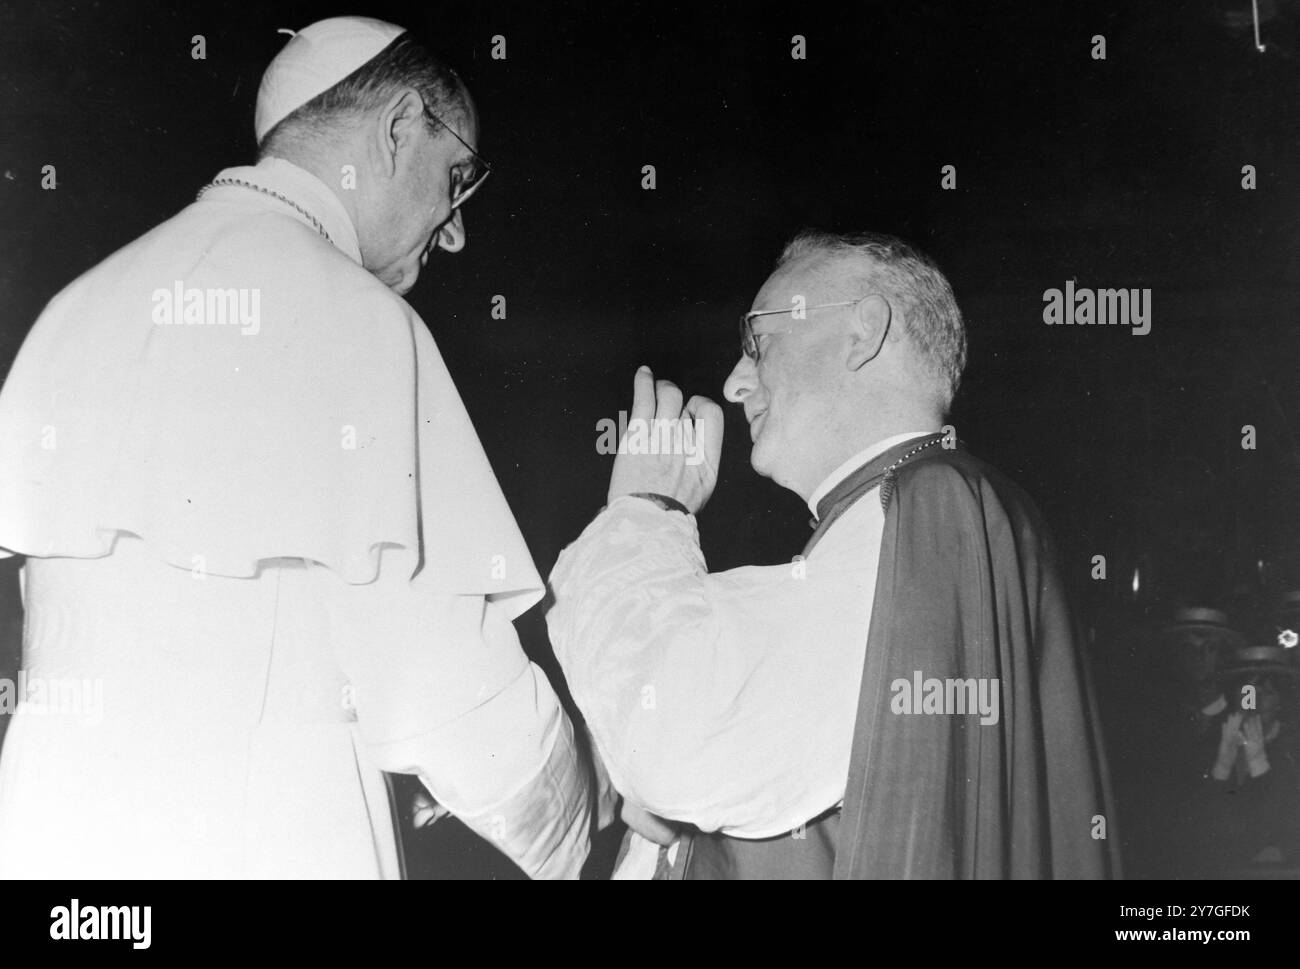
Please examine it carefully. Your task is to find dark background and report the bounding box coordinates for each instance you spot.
[2,0,1299,877]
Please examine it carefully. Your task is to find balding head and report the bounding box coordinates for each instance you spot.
[775,230,966,410]
[723,230,965,500]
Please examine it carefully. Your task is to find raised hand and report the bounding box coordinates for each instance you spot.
[607,365,724,515]
[1241,714,1270,775]
[1211,711,1245,780]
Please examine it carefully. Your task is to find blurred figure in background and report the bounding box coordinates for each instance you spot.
[1197,645,1300,875]
[1118,606,1240,877]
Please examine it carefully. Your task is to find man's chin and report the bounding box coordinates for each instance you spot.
[750,442,800,492]
[748,441,776,480]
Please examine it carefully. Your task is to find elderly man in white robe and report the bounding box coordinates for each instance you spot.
[548,232,1116,880]
[0,17,605,879]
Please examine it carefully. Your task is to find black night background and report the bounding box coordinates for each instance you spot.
[2,0,1299,879]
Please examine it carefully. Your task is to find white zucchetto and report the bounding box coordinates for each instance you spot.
[255,16,405,143]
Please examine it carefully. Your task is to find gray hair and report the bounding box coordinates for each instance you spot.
[777,229,967,409]
[258,32,469,156]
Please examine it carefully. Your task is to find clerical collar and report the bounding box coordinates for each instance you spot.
[807,431,937,518]
[201,157,363,265]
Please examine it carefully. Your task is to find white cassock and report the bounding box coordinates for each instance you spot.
[0,157,599,878]
[547,433,928,874]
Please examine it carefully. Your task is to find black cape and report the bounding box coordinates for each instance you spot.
[681,436,1118,879]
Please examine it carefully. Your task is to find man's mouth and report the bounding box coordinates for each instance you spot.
[748,409,767,441]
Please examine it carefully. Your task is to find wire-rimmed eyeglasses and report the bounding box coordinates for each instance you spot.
[424,106,492,209]
[739,294,884,363]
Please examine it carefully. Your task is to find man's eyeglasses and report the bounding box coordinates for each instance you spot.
[739,295,882,363]
[424,107,492,209]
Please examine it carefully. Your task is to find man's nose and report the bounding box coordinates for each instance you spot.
[723,355,755,403]
[435,210,466,253]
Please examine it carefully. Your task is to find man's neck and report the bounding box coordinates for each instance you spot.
[796,399,945,502]
[805,428,940,517]
[273,146,363,239]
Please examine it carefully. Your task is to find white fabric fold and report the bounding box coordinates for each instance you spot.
[0,157,542,616]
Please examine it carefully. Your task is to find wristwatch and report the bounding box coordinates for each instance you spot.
[628,492,691,515]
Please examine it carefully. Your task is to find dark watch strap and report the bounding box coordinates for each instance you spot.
[628,492,692,515]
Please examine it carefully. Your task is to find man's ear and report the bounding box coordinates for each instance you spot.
[372,88,426,179]
[845,293,892,371]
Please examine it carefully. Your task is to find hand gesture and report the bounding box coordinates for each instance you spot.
[1212,711,1245,779]
[607,366,724,514]
[1241,714,1270,774]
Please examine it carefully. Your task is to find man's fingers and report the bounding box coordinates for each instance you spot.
[684,395,723,426]
[629,366,656,424]
[411,790,449,828]
[655,379,683,422]
[621,800,677,847]
[684,395,725,464]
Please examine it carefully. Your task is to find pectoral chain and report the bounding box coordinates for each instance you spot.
[197,178,333,245]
